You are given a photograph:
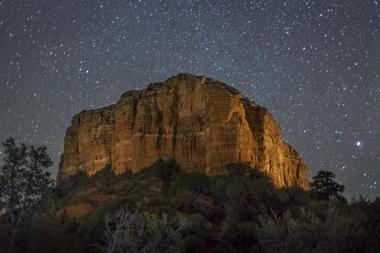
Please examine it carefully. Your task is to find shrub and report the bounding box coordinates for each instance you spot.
[256,204,367,253]
[170,171,211,195]
[78,196,132,250]
[57,171,89,194]
[226,162,251,176]
[223,177,249,233]
[209,177,228,201]
[140,159,181,192]
[101,206,191,253]
[183,214,210,252]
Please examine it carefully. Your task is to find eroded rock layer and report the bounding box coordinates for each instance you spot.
[58,73,309,189]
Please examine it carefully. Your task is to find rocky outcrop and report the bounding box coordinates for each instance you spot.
[58,73,309,189]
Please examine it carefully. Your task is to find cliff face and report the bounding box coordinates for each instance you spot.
[58,73,309,189]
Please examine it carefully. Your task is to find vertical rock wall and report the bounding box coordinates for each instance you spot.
[58,73,309,189]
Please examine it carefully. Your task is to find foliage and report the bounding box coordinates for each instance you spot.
[226,162,251,176]
[140,158,181,192]
[226,162,270,181]
[55,171,89,195]
[311,170,345,202]
[351,196,380,252]
[17,198,82,253]
[182,213,210,252]
[1,153,380,253]
[256,201,367,253]
[170,171,211,195]
[0,137,54,252]
[101,205,191,253]
[223,177,249,233]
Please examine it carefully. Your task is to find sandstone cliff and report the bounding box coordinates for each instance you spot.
[58,73,309,189]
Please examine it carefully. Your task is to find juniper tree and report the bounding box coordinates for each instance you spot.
[0,138,54,253]
[311,170,345,202]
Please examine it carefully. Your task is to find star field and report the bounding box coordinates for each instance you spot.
[0,0,379,198]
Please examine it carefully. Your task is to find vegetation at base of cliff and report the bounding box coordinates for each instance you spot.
[1,157,380,252]
[0,138,54,253]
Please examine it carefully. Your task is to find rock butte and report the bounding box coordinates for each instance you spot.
[58,73,309,189]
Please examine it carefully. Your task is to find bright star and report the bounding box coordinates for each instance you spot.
[356,141,362,147]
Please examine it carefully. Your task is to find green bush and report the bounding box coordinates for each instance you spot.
[183,214,210,252]
[139,159,181,192]
[226,162,251,176]
[209,177,228,201]
[7,156,380,253]
[223,177,249,233]
[256,204,367,253]
[101,206,191,253]
[170,171,211,195]
[58,171,89,191]
[78,196,132,250]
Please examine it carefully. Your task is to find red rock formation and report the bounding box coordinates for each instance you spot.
[58,73,309,189]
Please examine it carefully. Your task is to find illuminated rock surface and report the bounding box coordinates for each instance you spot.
[58,73,309,189]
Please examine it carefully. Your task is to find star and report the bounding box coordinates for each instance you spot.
[0,0,378,198]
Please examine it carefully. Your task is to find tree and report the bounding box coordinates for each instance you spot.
[226,162,270,182]
[0,138,54,253]
[311,170,345,202]
[144,159,181,192]
[170,171,210,195]
[102,205,191,253]
[223,177,249,234]
[256,204,366,253]
[226,162,250,177]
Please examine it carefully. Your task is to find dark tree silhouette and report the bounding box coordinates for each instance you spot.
[148,158,181,192]
[311,170,345,202]
[0,138,54,253]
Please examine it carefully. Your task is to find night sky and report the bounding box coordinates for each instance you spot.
[0,0,379,198]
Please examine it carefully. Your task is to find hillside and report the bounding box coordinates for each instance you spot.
[1,160,380,253]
